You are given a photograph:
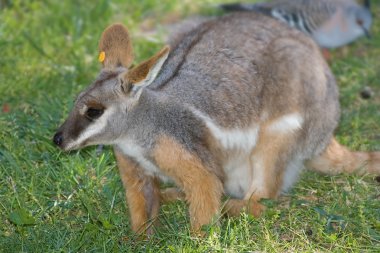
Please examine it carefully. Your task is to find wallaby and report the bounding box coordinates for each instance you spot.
[53,13,380,236]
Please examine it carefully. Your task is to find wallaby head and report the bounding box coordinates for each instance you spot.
[53,24,169,151]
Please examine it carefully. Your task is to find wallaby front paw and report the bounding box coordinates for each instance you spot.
[223,198,265,217]
[160,187,186,203]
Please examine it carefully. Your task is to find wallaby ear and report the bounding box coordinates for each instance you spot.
[122,46,170,88]
[98,23,134,69]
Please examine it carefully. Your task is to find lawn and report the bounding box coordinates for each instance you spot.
[0,0,379,252]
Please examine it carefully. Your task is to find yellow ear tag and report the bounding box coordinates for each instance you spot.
[98,51,106,63]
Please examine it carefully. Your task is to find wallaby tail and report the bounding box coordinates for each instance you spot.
[307,138,380,175]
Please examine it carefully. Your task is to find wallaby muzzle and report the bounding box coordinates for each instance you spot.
[53,131,63,147]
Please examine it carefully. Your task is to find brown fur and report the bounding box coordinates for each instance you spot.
[125,46,170,84]
[114,149,160,235]
[153,135,223,232]
[99,23,134,69]
[307,138,380,175]
[224,198,265,217]
[160,187,186,203]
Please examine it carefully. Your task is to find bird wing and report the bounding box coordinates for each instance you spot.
[221,0,357,35]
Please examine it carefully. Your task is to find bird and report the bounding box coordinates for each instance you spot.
[220,0,372,49]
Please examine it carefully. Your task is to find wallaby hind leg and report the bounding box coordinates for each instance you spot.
[153,135,223,234]
[224,123,301,217]
[114,149,161,236]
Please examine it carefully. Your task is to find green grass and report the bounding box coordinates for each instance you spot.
[0,0,379,252]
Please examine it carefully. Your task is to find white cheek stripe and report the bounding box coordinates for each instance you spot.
[66,107,115,150]
[267,112,303,133]
[190,108,259,151]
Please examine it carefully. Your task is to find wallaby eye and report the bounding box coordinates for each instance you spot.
[357,19,363,26]
[85,108,104,120]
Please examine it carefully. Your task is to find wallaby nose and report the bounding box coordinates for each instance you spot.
[53,132,63,146]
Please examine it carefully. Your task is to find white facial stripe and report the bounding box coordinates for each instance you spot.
[190,108,259,151]
[267,113,303,133]
[79,105,88,115]
[65,107,115,150]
